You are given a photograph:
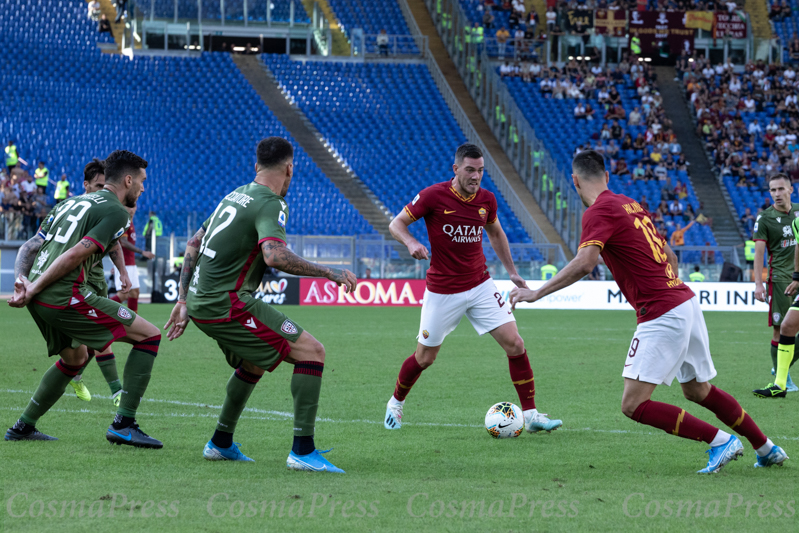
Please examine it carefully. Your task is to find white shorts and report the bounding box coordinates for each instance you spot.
[417,278,516,347]
[114,264,140,291]
[622,296,717,386]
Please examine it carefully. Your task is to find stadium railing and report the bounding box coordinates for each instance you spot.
[349,33,429,58]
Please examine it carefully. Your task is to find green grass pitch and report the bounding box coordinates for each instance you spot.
[0,304,796,532]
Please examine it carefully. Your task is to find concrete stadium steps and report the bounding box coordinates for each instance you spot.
[96,0,130,52]
[300,0,350,55]
[746,0,773,41]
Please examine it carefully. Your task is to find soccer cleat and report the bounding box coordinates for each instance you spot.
[697,435,744,474]
[786,373,798,392]
[384,400,403,430]
[69,379,91,402]
[524,410,563,433]
[754,445,789,468]
[752,383,787,398]
[106,423,163,449]
[203,440,254,462]
[5,426,58,441]
[287,449,345,473]
[111,390,122,407]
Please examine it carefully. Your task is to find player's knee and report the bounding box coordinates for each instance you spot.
[620,398,639,419]
[129,288,140,299]
[505,336,525,356]
[416,351,436,368]
[779,321,799,338]
[240,360,266,377]
[308,339,325,363]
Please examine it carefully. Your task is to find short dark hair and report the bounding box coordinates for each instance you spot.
[83,158,105,184]
[572,150,606,180]
[455,143,483,164]
[104,150,148,184]
[694,265,700,272]
[256,137,294,169]
[768,173,790,186]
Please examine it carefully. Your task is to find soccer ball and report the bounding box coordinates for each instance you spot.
[484,402,524,438]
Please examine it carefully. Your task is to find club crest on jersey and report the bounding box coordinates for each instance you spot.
[118,307,132,320]
[36,250,50,269]
[281,319,298,335]
[478,207,487,218]
[278,211,287,228]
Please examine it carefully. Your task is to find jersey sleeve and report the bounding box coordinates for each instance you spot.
[255,199,288,245]
[579,204,615,251]
[486,193,499,225]
[753,215,767,241]
[404,188,433,222]
[85,210,129,253]
[37,206,58,238]
[792,218,799,242]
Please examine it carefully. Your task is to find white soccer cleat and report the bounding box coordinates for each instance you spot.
[524,410,562,433]
[384,398,403,430]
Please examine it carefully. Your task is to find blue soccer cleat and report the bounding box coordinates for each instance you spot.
[754,445,789,468]
[287,449,345,473]
[786,373,798,392]
[697,435,744,474]
[106,423,163,449]
[203,440,254,461]
[524,410,563,433]
[384,399,403,430]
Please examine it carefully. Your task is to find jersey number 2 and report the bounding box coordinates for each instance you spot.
[200,205,237,259]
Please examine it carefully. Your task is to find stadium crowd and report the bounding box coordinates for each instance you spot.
[1,142,60,240]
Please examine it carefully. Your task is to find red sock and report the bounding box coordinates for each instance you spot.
[393,353,424,401]
[110,294,121,303]
[699,385,767,450]
[127,297,138,313]
[632,400,719,443]
[508,351,535,410]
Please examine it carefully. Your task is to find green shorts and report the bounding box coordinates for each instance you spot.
[86,280,108,299]
[28,288,137,356]
[191,293,304,372]
[770,280,793,327]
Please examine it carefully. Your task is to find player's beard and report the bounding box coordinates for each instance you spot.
[123,187,140,208]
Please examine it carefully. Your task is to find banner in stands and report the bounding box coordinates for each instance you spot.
[628,11,695,56]
[563,9,594,32]
[492,280,768,313]
[151,274,299,305]
[685,10,714,31]
[299,278,426,306]
[713,11,747,39]
[594,9,627,37]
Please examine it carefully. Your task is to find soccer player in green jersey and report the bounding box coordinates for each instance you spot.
[5,151,164,448]
[164,137,356,471]
[17,159,130,405]
[752,174,799,394]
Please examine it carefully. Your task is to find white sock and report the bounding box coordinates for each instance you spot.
[709,429,732,447]
[388,396,404,408]
[756,438,775,457]
[523,409,537,418]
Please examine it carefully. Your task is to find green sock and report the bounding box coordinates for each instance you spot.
[771,342,779,371]
[792,340,799,369]
[96,352,122,394]
[20,360,83,426]
[117,340,160,418]
[290,362,324,437]
[217,368,260,433]
[776,335,794,390]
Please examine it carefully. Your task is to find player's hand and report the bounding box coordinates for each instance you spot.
[509,287,538,310]
[510,273,529,289]
[407,241,429,261]
[786,281,799,296]
[328,268,357,293]
[118,271,132,293]
[164,302,189,341]
[754,284,767,303]
[142,251,155,260]
[7,277,31,308]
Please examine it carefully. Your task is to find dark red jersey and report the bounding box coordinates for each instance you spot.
[579,190,693,323]
[404,180,498,294]
[122,222,136,266]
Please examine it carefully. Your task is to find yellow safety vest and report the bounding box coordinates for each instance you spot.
[689,271,705,282]
[144,216,164,237]
[473,26,484,44]
[556,191,565,209]
[744,240,756,261]
[541,264,558,280]
[631,36,641,55]
[464,26,472,44]
[34,167,49,187]
[5,144,18,166]
[542,173,553,192]
[55,180,69,200]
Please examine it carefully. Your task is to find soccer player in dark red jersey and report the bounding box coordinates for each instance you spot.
[110,205,155,313]
[511,150,787,473]
[383,143,562,434]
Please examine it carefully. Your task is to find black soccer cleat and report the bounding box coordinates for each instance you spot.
[106,422,163,449]
[5,424,58,441]
[752,383,787,399]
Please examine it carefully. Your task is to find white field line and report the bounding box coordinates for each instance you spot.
[2,389,799,441]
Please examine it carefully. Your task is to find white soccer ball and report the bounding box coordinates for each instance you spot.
[484,402,524,438]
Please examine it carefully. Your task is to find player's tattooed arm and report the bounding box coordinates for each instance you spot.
[261,240,357,292]
[13,234,45,279]
[14,238,99,306]
[178,227,205,302]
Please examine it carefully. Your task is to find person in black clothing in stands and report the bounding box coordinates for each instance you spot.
[98,13,111,33]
